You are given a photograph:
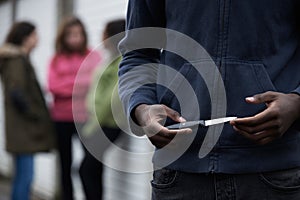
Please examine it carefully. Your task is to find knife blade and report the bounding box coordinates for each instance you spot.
[166,117,237,129]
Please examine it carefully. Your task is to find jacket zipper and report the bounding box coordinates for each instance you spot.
[219,0,227,67]
[210,0,228,174]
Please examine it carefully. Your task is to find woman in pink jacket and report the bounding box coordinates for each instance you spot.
[47,16,101,200]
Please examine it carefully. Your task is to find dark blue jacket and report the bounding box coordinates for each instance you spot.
[119,0,300,173]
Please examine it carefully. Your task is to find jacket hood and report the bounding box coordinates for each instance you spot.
[0,43,24,58]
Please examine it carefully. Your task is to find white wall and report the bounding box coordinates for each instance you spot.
[75,0,128,47]
[16,0,57,88]
[0,1,13,177]
[0,1,12,44]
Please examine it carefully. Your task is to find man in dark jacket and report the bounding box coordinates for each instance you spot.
[118,1,300,199]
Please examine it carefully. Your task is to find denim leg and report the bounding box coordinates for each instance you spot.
[214,174,236,200]
[12,154,34,200]
[235,168,300,200]
[152,168,300,200]
[151,168,215,200]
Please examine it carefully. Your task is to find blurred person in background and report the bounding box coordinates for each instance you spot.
[47,16,101,200]
[82,19,126,200]
[0,21,55,200]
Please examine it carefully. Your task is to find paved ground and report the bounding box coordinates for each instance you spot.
[0,174,10,200]
[0,175,45,200]
[0,135,153,200]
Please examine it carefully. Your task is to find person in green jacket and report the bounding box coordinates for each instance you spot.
[81,19,126,200]
[0,21,55,200]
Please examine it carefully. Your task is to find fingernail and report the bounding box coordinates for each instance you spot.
[179,117,186,122]
[246,97,255,102]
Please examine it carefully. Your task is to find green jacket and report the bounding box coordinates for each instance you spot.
[0,44,55,154]
[83,57,125,136]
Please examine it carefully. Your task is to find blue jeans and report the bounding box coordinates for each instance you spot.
[12,154,34,200]
[151,167,300,200]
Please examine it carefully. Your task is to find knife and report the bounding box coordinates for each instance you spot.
[166,117,237,129]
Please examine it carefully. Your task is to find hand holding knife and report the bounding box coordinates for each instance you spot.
[166,117,237,129]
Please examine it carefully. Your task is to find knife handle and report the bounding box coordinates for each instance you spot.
[166,121,205,130]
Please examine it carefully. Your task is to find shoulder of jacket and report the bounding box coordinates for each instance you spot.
[0,44,24,59]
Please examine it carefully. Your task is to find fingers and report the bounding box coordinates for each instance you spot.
[149,135,173,149]
[162,105,186,122]
[257,137,276,145]
[149,132,176,148]
[165,127,193,135]
[231,92,280,127]
[233,126,268,141]
[148,128,192,149]
[231,107,282,145]
[233,126,277,145]
[147,125,191,136]
[230,91,294,145]
[147,124,192,149]
[144,118,191,136]
[136,104,191,148]
[246,91,278,104]
[233,119,280,135]
[231,107,277,127]
[232,91,280,127]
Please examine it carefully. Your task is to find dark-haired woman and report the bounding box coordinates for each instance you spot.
[0,22,55,200]
[47,16,101,200]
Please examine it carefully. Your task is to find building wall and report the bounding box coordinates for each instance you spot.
[0,0,13,177]
[75,0,128,47]
[16,0,57,88]
[0,1,11,44]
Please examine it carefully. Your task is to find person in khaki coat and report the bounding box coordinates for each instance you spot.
[0,21,55,200]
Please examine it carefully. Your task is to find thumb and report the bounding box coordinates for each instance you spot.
[162,105,186,123]
[245,91,277,104]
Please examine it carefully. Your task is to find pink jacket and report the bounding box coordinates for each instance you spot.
[47,50,101,122]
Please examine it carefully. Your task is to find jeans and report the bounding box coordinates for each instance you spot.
[55,121,105,200]
[151,167,300,200]
[12,154,34,200]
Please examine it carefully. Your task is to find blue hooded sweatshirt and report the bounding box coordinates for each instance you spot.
[118,0,300,173]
